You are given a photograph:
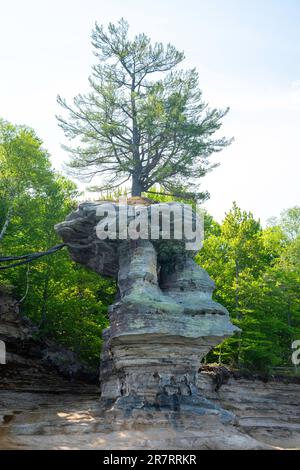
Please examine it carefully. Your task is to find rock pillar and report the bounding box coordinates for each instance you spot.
[55,200,239,422]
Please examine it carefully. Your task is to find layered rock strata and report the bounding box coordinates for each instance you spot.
[0,286,98,391]
[55,199,239,421]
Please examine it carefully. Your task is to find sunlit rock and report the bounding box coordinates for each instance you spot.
[55,199,240,423]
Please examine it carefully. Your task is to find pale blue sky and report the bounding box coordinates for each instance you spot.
[0,0,299,223]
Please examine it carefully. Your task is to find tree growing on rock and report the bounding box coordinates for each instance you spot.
[57,19,232,199]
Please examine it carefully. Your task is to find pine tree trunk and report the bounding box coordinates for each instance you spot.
[131,176,143,197]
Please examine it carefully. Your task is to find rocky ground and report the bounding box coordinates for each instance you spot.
[0,374,299,450]
[198,371,300,450]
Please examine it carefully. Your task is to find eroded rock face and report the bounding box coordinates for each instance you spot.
[1,373,300,450]
[0,286,98,390]
[55,200,239,422]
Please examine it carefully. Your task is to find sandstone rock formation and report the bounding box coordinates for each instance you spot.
[55,199,239,423]
[0,285,98,392]
[1,287,299,450]
[1,240,299,450]
[1,372,300,450]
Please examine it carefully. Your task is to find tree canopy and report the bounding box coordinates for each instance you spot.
[0,119,115,364]
[0,119,54,242]
[1,117,299,373]
[57,18,232,199]
[197,203,300,373]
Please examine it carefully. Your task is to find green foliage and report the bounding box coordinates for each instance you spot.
[268,206,300,241]
[57,19,231,198]
[1,120,299,372]
[0,119,115,365]
[197,203,300,374]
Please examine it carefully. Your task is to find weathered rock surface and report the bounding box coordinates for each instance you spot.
[0,293,299,450]
[1,199,299,450]
[1,373,299,450]
[197,369,300,450]
[0,285,98,391]
[55,200,239,422]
